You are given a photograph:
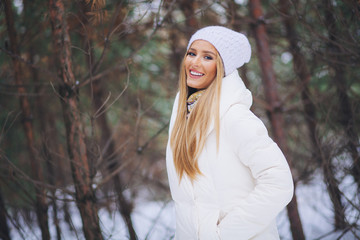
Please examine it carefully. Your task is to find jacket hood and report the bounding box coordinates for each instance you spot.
[219,70,252,118]
[206,70,252,136]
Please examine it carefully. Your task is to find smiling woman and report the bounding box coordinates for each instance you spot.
[166,26,294,240]
[185,40,218,90]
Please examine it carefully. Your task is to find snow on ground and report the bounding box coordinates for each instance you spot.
[8,173,359,239]
[278,173,359,240]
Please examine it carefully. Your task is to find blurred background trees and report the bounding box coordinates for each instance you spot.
[0,0,359,239]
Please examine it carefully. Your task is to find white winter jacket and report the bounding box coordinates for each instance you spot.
[166,70,294,240]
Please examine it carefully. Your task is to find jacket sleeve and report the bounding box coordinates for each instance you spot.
[218,104,294,239]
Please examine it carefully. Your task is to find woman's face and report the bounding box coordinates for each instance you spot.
[185,40,217,90]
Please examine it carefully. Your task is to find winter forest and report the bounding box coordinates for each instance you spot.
[0,0,359,239]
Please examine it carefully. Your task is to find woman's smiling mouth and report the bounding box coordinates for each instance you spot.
[189,70,204,78]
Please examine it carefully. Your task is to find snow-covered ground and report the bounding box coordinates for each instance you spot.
[277,174,359,240]
[8,174,359,239]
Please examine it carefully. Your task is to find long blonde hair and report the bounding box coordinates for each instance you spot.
[170,50,224,181]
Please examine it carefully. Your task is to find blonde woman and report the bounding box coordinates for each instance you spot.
[166,26,294,240]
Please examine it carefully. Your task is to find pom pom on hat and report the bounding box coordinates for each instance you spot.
[187,26,251,76]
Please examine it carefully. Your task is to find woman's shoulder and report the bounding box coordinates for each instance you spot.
[170,92,180,111]
[224,103,258,122]
[174,91,180,103]
[222,103,268,136]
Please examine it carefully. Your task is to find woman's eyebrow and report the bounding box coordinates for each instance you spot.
[202,50,216,56]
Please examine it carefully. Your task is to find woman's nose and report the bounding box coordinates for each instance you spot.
[192,56,201,66]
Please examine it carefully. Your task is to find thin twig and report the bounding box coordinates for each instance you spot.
[137,121,169,154]
[0,111,21,144]
[93,62,130,118]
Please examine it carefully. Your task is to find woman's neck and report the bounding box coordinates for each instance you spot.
[187,87,198,98]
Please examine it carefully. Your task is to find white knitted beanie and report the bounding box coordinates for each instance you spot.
[187,26,251,76]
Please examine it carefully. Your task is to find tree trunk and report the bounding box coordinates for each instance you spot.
[78,2,138,238]
[278,0,346,230]
[22,0,63,238]
[0,187,11,240]
[92,75,138,240]
[48,0,103,239]
[32,48,63,240]
[225,0,248,35]
[4,1,50,239]
[323,0,360,187]
[36,102,63,240]
[179,0,199,36]
[63,200,76,233]
[168,25,184,73]
[249,1,306,239]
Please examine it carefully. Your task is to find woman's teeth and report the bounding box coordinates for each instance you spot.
[190,71,204,76]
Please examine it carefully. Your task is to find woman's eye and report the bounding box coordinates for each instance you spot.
[187,52,196,56]
[205,56,213,60]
